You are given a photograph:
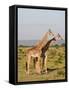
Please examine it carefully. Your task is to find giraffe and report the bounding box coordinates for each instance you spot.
[41,33,63,73]
[26,30,55,75]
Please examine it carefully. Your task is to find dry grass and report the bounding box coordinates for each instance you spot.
[18,46,65,82]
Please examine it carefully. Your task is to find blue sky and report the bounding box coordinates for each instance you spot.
[18,8,65,40]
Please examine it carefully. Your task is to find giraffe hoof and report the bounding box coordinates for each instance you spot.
[41,70,47,74]
[45,70,47,74]
[26,71,29,75]
[36,73,41,75]
[36,71,41,75]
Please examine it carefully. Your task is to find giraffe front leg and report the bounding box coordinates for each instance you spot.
[26,56,31,75]
[35,57,41,74]
[44,55,47,74]
[41,56,45,72]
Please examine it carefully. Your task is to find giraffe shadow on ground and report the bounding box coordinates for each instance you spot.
[41,66,65,74]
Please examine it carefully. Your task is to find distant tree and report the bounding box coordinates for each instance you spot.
[19,45,24,47]
[54,44,59,48]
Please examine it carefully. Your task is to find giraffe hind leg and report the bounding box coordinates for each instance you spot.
[41,56,45,73]
[26,55,31,75]
[35,57,41,74]
[33,58,36,69]
[44,55,47,74]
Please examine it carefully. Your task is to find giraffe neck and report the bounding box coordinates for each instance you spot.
[35,32,49,50]
[41,37,56,53]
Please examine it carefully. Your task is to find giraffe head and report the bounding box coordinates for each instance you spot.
[48,29,55,36]
[50,33,64,45]
[58,33,63,40]
[55,33,63,41]
[47,29,55,40]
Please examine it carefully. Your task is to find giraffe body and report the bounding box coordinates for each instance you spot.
[26,31,55,74]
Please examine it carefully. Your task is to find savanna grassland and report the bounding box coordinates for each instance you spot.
[18,45,65,82]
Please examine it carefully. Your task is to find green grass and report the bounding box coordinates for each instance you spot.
[18,46,65,82]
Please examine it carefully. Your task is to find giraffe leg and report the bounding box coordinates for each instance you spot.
[26,55,31,75]
[33,58,36,69]
[33,58,36,73]
[44,55,47,74]
[35,57,41,74]
[42,56,45,72]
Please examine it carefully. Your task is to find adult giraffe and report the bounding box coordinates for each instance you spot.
[41,33,63,73]
[26,30,55,75]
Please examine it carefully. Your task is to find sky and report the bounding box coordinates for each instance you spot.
[18,8,65,40]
